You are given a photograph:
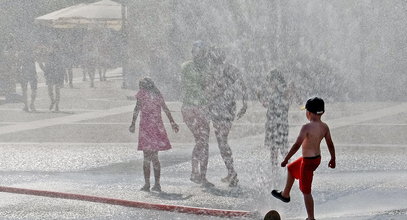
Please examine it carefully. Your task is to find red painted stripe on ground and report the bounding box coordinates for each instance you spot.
[0,186,253,218]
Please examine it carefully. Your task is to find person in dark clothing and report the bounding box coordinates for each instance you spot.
[39,44,65,112]
[17,50,38,112]
[62,46,75,88]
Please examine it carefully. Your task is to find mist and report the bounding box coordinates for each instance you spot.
[0,1,406,220]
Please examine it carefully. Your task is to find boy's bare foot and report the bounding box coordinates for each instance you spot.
[271,190,290,203]
[140,184,150,192]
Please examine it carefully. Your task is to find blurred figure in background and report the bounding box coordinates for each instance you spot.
[17,48,38,112]
[39,43,65,112]
[206,46,248,187]
[181,41,214,187]
[258,69,299,166]
[85,43,98,88]
[0,44,19,103]
[62,45,75,88]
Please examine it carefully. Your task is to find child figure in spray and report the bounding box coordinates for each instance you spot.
[271,97,336,220]
[258,69,297,166]
[129,77,179,192]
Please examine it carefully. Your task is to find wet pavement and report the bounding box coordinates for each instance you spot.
[0,70,406,219]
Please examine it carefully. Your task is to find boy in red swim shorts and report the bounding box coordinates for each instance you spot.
[272,97,336,220]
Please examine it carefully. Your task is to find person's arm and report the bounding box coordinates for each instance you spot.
[281,125,307,167]
[236,72,248,119]
[161,99,179,133]
[129,100,140,133]
[325,125,336,168]
[235,68,248,119]
[180,64,188,100]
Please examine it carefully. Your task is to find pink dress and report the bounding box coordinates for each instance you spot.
[136,89,172,151]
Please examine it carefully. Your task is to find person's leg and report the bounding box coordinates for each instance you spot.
[64,69,68,84]
[67,68,73,88]
[142,151,152,191]
[88,68,95,87]
[277,118,289,158]
[82,68,87,81]
[29,79,37,112]
[48,84,55,110]
[303,193,315,220]
[55,84,61,112]
[265,118,277,165]
[102,68,107,81]
[98,68,103,81]
[270,121,280,166]
[195,109,210,182]
[182,106,207,183]
[213,120,237,186]
[151,151,162,192]
[273,158,302,202]
[300,158,320,220]
[282,170,295,198]
[20,81,29,111]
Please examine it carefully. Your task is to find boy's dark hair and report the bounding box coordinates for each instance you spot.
[263,210,281,220]
[305,97,325,115]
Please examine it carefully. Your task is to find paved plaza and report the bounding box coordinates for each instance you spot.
[0,72,406,219]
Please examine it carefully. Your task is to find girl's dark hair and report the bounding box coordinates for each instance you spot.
[139,77,162,96]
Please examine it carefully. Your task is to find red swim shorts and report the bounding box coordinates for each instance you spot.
[287,156,321,194]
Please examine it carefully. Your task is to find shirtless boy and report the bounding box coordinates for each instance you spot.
[271,97,336,220]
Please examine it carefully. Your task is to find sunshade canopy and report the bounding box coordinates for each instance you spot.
[35,0,123,31]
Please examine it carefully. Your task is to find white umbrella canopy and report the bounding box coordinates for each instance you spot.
[35,0,123,31]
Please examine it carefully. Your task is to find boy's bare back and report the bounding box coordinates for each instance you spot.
[301,120,331,157]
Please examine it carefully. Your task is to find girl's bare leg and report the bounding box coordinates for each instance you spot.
[48,84,55,110]
[151,151,162,192]
[142,151,152,191]
[151,151,160,186]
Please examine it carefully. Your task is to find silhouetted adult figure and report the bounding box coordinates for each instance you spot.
[17,49,37,112]
[39,44,65,112]
[181,41,214,187]
[62,45,75,88]
[206,46,248,187]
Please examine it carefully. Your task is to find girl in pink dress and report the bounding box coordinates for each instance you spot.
[129,78,179,192]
